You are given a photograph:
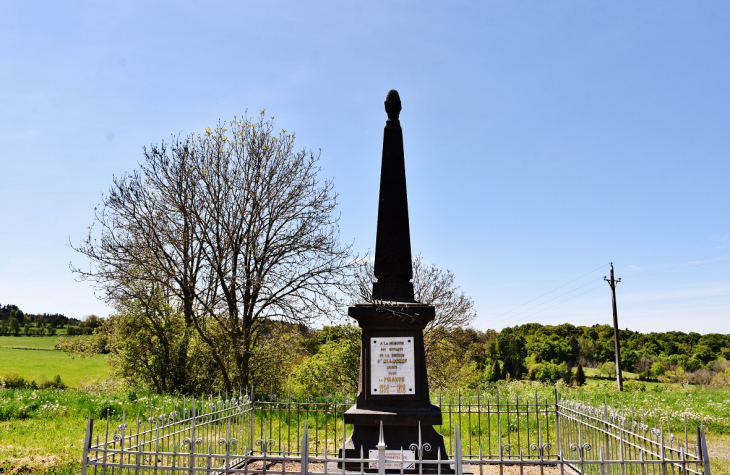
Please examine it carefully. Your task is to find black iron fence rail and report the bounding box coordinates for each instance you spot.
[81,388,711,475]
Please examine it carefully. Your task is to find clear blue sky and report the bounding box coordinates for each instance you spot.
[2,1,729,334]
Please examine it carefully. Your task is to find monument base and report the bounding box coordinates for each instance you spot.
[338,406,451,473]
[344,404,443,426]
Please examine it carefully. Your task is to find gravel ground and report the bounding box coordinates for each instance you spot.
[470,463,580,475]
[243,461,580,474]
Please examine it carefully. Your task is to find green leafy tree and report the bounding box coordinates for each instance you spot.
[526,361,571,383]
[248,322,311,394]
[81,314,104,330]
[600,361,616,379]
[9,309,24,323]
[291,334,360,396]
[8,316,19,334]
[424,329,481,390]
[685,357,702,372]
[574,364,586,386]
[497,328,526,378]
[72,113,356,392]
[488,359,502,382]
[693,345,715,365]
[99,288,216,394]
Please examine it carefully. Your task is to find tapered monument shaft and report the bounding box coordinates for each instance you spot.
[372,89,415,302]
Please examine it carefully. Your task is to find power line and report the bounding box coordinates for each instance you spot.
[491,282,606,327]
[490,277,603,325]
[483,262,609,324]
[486,246,730,329]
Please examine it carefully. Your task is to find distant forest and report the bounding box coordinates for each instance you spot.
[440,323,730,384]
[3,301,730,392]
[0,303,98,335]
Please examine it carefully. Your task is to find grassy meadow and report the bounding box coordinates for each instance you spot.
[0,335,109,388]
[0,335,61,350]
[1,384,729,474]
[0,336,728,473]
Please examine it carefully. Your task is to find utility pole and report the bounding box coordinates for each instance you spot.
[604,262,623,391]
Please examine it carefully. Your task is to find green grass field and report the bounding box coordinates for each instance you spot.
[1,384,728,474]
[0,343,727,474]
[582,366,639,379]
[0,336,109,388]
[0,335,62,349]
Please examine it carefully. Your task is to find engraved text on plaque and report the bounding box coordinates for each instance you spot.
[370,337,415,395]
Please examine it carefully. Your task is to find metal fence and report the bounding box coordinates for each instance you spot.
[81,388,711,475]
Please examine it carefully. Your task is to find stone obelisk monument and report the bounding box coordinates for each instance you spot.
[342,90,448,471]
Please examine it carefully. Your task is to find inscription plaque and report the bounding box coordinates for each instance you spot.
[368,450,416,469]
[370,337,415,395]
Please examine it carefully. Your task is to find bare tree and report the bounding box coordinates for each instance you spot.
[72,113,356,392]
[351,253,476,354]
[410,254,477,341]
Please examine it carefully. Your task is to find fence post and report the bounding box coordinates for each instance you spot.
[497,396,504,475]
[300,420,309,475]
[660,424,667,475]
[639,447,646,475]
[700,423,712,475]
[188,427,196,475]
[454,422,463,475]
[554,387,564,475]
[619,424,626,475]
[377,421,386,475]
[81,416,93,475]
[250,386,256,456]
[225,419,232,471]
[119,409,127,474]
[603,397,610,462]
[189,398,197,475]
[207,442,213,473]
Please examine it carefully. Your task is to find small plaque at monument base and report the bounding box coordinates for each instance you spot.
[370,337,415,395]
[368,450,416,469]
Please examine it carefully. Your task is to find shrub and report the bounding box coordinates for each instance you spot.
[622,380,645,392]
[650,362,665,377]
[710,371,730,388]
[0,373,37,389]
[38,375,66,390]
[96,402,122,419]
[290,338,360,396]
[638,368,659,381]
[527,361,571,383]
[600,361,616,378]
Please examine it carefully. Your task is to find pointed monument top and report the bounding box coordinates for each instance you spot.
[385,89,402,122]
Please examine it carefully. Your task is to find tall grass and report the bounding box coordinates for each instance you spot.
[2,382,729,474]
